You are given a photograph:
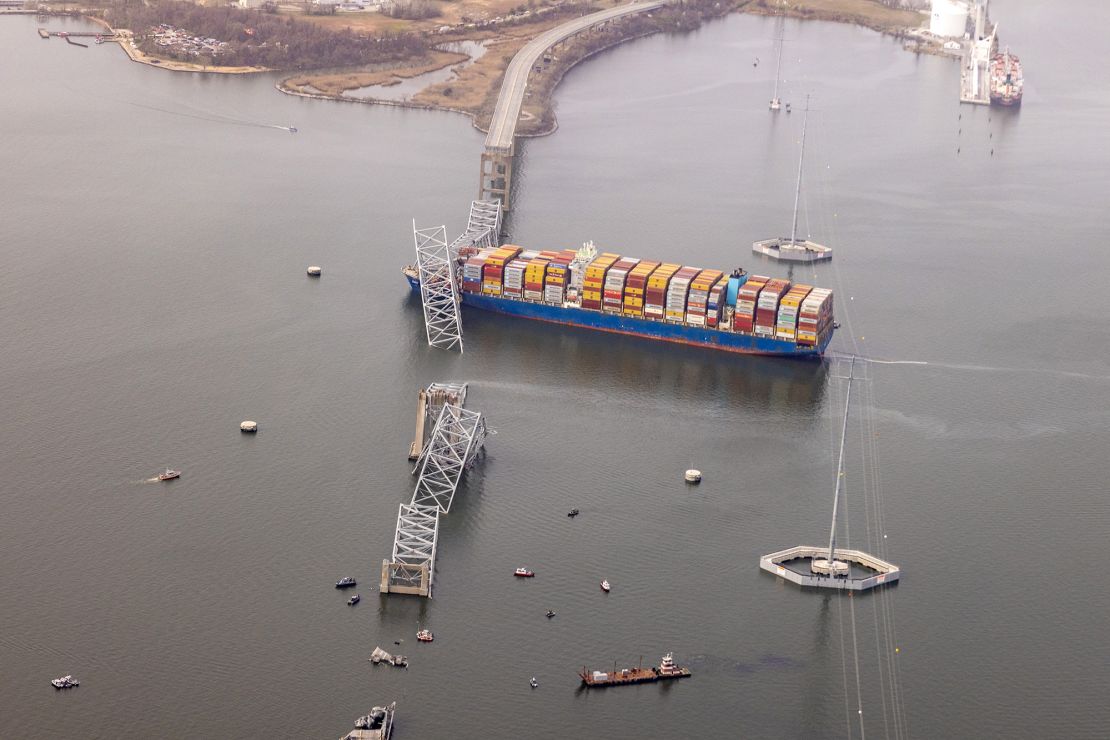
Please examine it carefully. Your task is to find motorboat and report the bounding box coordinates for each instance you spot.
[600,580,611,592]
[567,508,579,517]
[157,468,180,481]
[348,594,360,606]
[335,576,357,588]
[51,675,79,689]
[545,610,556,619]
[514,568,535,578]
[416,629,434,642]
[529,677,538,689]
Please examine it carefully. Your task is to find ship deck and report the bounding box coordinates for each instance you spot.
[580,667,691,687]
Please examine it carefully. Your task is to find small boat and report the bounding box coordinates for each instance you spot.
[545,610,556,619]
[529,677,538,689]
[348,593,360,606]
[335,576,357,588]
[51,675,79,689]
[158,468,181,481]
[600,580,611,592]
[416,629,434,642]
[567,508,579,517]
[514,568,535,578]
[288,126,298,133]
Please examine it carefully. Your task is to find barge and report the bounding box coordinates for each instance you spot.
[579,652,691,688]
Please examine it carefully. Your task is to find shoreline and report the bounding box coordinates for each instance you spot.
[278,0,930,140]
[33,1,931,129]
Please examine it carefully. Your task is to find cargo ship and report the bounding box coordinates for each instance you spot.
[403,241,835,357]
[579,652,691,688]
[989,48,1023,106]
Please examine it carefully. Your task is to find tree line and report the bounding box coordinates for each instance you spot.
[102,0,427,69]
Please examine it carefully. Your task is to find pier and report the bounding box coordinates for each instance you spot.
[479,0,665,210]
[959,0,994,105]
[381,383,487,597]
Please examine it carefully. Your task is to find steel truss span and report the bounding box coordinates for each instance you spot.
[413,223,464,352]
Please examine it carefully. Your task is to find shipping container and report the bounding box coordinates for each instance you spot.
[706,280,727,328]
[685,269,724,326]
[643,263,681,318]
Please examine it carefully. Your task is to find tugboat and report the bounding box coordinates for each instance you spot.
[567,508,579,517]
[600,579,611,592]
[336,576,357,589]
[416,629,434,642]
[50,675,79,689]
[157,468,181,481]
[514,567,535,578]
[348,593,360,606]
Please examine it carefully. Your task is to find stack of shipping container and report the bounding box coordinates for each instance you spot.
[754,277,791,337]
[524,257,549,301]
[544,250,576,305]
[581,252,621,311]
[481,246,521,296]
[685,269,724,327]
[644,263,681,319]
[603,258,640,313]
[502,258,528,299]
[797,288,834,346]
[707,279,727,328]
[733,275,768,334]
[775,284,813,341]
[665,266,700,322]
[622,260,660,317]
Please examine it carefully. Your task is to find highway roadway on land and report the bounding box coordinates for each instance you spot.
[483,0,667,153]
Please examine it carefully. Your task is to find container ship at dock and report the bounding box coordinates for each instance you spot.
[989,48,1023,107]
[404,242,835,357]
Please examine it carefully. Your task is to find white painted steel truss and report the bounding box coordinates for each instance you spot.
[383,383,487,597]
[413,222,464,352]
[411,403,486,513]
[447,200,502,257]
[384,502,440,592]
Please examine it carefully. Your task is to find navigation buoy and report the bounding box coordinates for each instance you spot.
[307,266,322,276]
[240,420,258,433]
[685,469,702,484]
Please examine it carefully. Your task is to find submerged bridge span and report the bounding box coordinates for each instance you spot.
[479,0,666,210]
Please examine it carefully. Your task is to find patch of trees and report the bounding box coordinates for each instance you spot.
[381,0,441,20]
[102,0,427,69]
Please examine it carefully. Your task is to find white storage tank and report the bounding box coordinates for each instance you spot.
[930,0,969,38]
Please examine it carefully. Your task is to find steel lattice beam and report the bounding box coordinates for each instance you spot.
[447,200,502,257]
[411,403,486,513]
[414,222,464,352]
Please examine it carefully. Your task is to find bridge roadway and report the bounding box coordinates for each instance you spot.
[480,0,666,207]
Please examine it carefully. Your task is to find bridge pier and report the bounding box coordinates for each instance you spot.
[479,146,514,211]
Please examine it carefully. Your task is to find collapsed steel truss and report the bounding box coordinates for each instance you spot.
[447,200,502,257]
[413,223,464,352]
[382,384,486,597]
[411,404,487,513]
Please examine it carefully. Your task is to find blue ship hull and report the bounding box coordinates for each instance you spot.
[405,273,831,357]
